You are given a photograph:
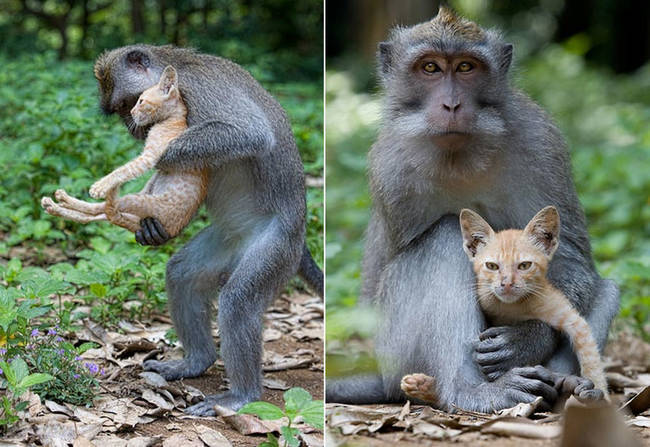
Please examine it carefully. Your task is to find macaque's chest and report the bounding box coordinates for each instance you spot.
[204,161,268,241]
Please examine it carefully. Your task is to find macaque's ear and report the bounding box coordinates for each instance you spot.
[158,66,178,96]
[500,43,514,74]
[126,49,151,72]
[523,206,560,257]
[459,209,494,258]
[377,41,393,77]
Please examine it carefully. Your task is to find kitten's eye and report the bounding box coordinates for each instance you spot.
[422,62,441,74]
[457,61,474,72]
[518,262,532,270]
[485,262,499,270]
[138,99,143,104]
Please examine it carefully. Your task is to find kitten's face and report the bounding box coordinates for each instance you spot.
[459,206,560,304]
[473,230,549,303]
[130,65,181,126]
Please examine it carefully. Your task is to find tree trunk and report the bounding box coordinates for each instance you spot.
[131,0,145,35]
[58,23,69,60]
[158,0,166,35]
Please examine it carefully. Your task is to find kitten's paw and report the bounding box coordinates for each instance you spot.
[186,392,256,416]
[89,179,115,199]
[41,196,55,213]
[400,373,438,403]
[54,189,72,204]
[143,357,214,381]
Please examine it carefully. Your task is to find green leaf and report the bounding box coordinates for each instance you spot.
[76,342,98,355]
[299,400,324,430]
[280,426,300,447]
[15,400,29,412]
[283,387,312,413]
[0,361,16,386]
[238,401,285,420]
[259,433,280,447]
[11,357,28,383]
[89,283,107,298]
[18,373,54,389]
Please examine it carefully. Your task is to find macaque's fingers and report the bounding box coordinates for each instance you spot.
[475,335,507,352]
[479,326,508,341]
[515,365,557,386]
[136,217,170,246]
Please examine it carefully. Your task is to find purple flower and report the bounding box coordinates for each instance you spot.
[57,349,65,356]
[100,368,106,376]
[73,374,80,379]
[31,329,39,337]
[84,362,99,374]
[47,328,57,336]
[0,348,6,356]
[55,336,64,343]
[0,368,3,375]
[74,356,82,361]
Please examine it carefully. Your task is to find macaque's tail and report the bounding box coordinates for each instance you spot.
[298,242,323,298]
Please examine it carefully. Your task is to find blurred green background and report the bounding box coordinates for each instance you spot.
[0,0,322,325]
[326,0,650,371]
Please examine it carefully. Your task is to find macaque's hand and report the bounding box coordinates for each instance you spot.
[474,321,556,381]
[135,217,171,246]
[89,176,117,199]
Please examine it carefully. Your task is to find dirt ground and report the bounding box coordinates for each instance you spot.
[2,291,324,446]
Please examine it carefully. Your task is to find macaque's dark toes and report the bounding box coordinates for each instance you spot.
[577,388,604,402]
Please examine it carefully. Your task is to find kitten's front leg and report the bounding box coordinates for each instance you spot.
[90,174,122,199]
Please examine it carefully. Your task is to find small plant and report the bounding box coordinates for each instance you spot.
[0,355,53,430]
[21,329,100,405]
[238,387,324,447]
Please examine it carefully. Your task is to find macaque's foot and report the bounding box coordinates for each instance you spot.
[554,374,605,402]
[143,357,214,381]
[89,178,114,199]
[185,391,257,416]
[401,373,438,403]
[497,366,558,411]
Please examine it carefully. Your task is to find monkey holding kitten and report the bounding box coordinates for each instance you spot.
[42,65,208,236]
[327,7,618,412]
[49,45,323,415]
[401,207,608,406]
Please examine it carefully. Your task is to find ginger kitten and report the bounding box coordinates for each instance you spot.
[42,65,208,237]
[401,206,608,404]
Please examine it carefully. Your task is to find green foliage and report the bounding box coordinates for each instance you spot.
[0,355,54,430]
[238,387,324,447]
[326,42,650,368]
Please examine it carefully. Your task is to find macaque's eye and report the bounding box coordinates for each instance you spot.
[518,261,532,270]
[457,62,474,72]
[485,262,499,271]
[422,61,441,74]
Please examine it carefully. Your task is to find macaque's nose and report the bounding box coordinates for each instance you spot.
[442,99,461,113]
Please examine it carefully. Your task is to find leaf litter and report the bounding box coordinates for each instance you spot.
[326,332,650,446]
[1,292,323,447]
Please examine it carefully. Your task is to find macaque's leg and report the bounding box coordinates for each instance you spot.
[54,189,105,215]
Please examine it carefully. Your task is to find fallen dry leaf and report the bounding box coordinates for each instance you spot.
[620,386,650,416]
[194,424,232,447]
[214,405,284,435]
[561,404,642,447]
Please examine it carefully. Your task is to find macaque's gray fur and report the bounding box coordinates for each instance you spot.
[95,44,323,415]
[326,8,618,412]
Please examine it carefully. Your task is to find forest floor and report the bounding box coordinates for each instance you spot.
[326,332,650,446]
[2,291,324,447]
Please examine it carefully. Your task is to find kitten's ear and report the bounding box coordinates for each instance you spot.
[459,209,494,258]
[523,206,561,257]
[158,65,178,96]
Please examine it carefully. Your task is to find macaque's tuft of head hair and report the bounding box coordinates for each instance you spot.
[417,6,486,42]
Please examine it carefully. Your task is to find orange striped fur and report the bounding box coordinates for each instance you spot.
[42,66,208,238]
[462,207,609,397]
